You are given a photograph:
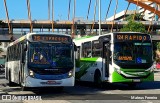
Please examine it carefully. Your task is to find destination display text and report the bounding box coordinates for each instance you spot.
[32,35,70,43]
[115,34,150,41]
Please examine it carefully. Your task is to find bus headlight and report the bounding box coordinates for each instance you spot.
[29,69,34,77]
[68,70,73,77]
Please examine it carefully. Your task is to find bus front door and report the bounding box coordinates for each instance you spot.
[103,42,111,78]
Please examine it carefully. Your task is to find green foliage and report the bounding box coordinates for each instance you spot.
[120,20,146,33]
[157,42,160,50]
[124,14,144,21]
[121,13,147,33]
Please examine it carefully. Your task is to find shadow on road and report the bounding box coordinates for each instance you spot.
[75,80,160,91]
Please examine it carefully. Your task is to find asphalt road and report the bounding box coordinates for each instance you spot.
[0,70,160,103]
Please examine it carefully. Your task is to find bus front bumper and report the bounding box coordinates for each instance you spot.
[111,71,154,83]
[24,76,75,87]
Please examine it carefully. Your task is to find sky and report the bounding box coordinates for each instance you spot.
[0,0,136,21]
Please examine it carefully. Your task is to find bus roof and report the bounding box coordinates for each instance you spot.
[28,32,71,37]
[74,32,150,41]
[8,32,71,47]
[73,32,150,46]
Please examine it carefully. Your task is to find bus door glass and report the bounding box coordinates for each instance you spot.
[103,41,111,77]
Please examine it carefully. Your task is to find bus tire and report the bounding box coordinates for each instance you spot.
[8,71,14,86]
[94,70,102,87]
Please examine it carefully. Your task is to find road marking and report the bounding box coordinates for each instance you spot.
[24,100,71,103]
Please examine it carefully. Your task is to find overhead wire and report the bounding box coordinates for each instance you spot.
[111,0,118,32]
[48,0,50,20]
[141,9,146,21]
[91,0,98,34]
[3,0,11,34]
[123,2,130,21]
[133,0,139,20]
[148,3,158,33]
[71,0,76,38]
[105,0,112,20]
[87,0,92,20]
[68,0,71,20]
[158,4,160,20]
[26,0,33,32]
[51,0,54,32]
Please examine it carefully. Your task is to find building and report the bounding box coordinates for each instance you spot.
[0,32,23,65]
[106,10,138,21]
[138,2,160,21]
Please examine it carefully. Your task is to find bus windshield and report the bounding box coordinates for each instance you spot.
[28,42,73,69]
[113,42,153,68]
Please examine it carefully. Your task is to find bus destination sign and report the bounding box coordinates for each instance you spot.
[32,35,70,43]
[115,34,150,42]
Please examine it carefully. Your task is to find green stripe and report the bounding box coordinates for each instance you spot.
[120,68,148,72]
[112,71,154,83]
[112,71,132,82]
[80,57,99,61]
[74,35,93,40]
[75,57,98,79]
[124,71,150,77]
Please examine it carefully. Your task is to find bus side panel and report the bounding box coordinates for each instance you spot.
[7,61,21,84]
[5,62,9,80]
[6,61,13,82]
[76,58,102,82]
[13,61,21,84]
[23,63,29,87]
[111,71,154,83]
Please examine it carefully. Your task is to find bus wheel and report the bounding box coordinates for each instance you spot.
[8,71,14,86]
[94,71,102,87]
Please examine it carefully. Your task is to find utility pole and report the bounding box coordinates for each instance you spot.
[52,0,54,32]
[48,0,50,31]
[27,0,33,32]
[99,0,101,35]
[48,0,50,20]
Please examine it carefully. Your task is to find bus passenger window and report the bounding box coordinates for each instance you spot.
[92,40,102,57]
[82,42,91,58]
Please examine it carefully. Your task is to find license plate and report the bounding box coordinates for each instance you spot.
[47,80,56,84]
[41,81,62,85]
[133,79,141,82]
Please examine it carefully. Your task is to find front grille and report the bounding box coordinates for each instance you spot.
[33,68,70,75]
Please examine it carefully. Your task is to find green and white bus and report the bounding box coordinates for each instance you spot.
[74,32,154,86]
[5,32,75,89]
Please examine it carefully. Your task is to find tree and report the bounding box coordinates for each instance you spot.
[120,13,147,33]
[124,13,145,21]
[120,20,146,33]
